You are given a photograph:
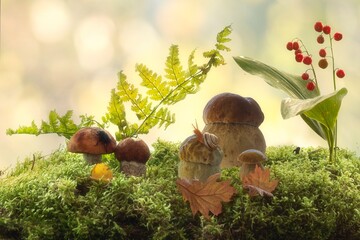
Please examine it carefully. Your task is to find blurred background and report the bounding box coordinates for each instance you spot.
[1,0,360,170]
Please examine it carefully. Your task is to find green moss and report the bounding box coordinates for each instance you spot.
[1,141,359,239]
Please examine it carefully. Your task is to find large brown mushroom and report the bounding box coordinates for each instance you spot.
[178,132,223,182]
[67,127,117,164]
[114,137,150,177]
[202,92,266,168]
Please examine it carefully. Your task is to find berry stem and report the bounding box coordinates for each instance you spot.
[299,39,320,93]
[328,34,338,162]
[329,36,337,91]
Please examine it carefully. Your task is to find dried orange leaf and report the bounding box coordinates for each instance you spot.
[91,163,113,182]
[242,165,278,197]
[176,173,236,219]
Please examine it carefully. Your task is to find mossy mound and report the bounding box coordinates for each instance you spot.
[0,140,359,239]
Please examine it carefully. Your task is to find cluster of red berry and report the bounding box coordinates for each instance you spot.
[286,21,345,91]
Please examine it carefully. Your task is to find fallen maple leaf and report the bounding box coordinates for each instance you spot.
[242,165,278,197]
[176,173,236,219]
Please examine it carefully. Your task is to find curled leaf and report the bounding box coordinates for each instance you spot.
[91,163,113,182]
[176,173,236,219]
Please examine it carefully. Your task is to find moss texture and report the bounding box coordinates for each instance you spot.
[0,140,359,239]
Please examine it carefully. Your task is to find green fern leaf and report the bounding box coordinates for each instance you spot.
[137,64,170,101]
[155,108,175,129]
[6,121,39,136]
[216,25,232,44]
[102,89,127,128]
[188,50,199,76]
[6,110,95,139]
[164,45,187,87]
[8,25,232,143]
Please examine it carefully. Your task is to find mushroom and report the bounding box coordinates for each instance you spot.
[178,128,223,182]
[114,137,150,177]
[67,127,116,164]
[202,92,266,168]
[237,149,267,178]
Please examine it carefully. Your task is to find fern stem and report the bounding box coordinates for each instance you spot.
[131,60,214,137]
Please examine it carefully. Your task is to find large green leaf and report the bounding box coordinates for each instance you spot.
[233,56,320,99]
[281,88,348,143]
[233,56,324,138]
[281,88,347,127]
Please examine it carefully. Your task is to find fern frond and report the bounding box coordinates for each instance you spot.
[216,25,232,51]
[188,50,199,76]
[164,45,187,87]
[137,64,170,101]
[154,108,175,129]
[6,110,95,139]
[102,89,127,128]
[6,121,39,136]
[8,26,232,143]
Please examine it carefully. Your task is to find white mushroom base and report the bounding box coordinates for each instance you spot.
[203,123,266,168]
[120,161,146,177]
[178,161,221,182]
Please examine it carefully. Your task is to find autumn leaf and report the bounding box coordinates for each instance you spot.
[176,173,236,219]
[242,165,278,197]
[91,163,113,182]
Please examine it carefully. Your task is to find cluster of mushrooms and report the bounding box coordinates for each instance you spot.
[178,92,267,182]
[67,127,150,177]
[67,92,266,180]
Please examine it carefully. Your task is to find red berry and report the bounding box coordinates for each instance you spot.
[314,21,323,32]
[292,41,300,50]
[323,25,331,34]
[334,32,343,41]
[318,59,328,69]
[317,35,325,44]
[319,49,327,57]
[295,53,304,62]
[336,69,345,78]
[294,49,302,55]
[301,72,309,80]
[303,56,312,65]
[306,81,316,91]
[286,42,293,51]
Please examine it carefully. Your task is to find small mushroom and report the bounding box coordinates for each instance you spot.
[114,137,150,177]
[67,127,117,164]
[202,92,266,168]
[237,149,267,178]
[178,129,223,182]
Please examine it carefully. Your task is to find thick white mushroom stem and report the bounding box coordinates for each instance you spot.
[203,123,266,168]
[120,161,146,177]
[240,163,264,178]
[83,153,102,165]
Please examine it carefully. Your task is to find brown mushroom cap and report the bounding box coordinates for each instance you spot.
[67,127,116,154]
[237,149,267,165]
[114,137,150,164]
[203,92,264,127]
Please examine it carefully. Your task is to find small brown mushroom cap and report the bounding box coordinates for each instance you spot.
[114,137,150,164]
[203,92,264,127]
[114,137,150,177]
[67,127,117,155]
[237,149,267,166]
